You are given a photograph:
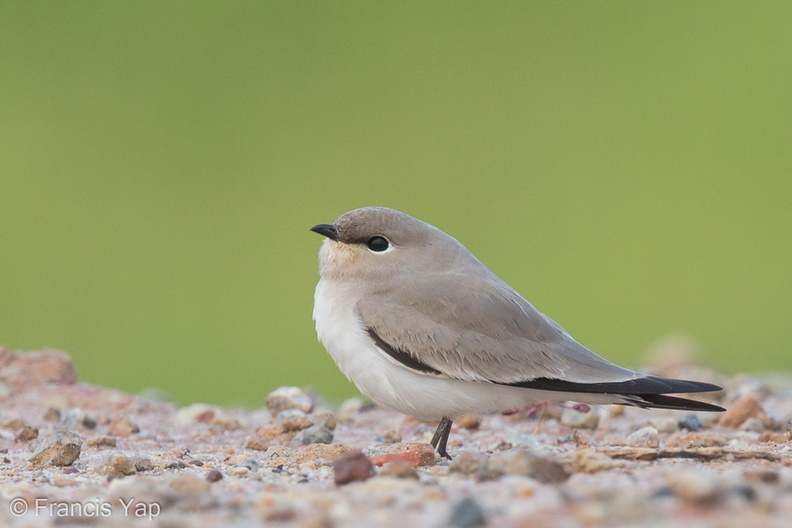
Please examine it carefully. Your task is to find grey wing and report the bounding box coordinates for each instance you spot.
[357,272,641,385]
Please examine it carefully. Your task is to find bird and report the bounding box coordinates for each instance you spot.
[310,206,724,458]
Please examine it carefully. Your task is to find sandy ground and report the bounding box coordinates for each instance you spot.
[0,347,790,528]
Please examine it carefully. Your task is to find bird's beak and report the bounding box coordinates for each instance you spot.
[310,223,338,241]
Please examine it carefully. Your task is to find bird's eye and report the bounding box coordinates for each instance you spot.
[366,236,390,252]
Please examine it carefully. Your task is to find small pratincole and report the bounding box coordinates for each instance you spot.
[311,207,724,458]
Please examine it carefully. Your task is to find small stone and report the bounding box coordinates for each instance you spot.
[378,460,419,480]
[456,414,482,430]
[170,474,211,494]
[718,395,765,429]
[15,426,39,442]
[572,450,619,473]
[277,409,313,432]
[449,451,488,476]
[626,426,659,448]
[739,417,765,432]
[226,466,249,476]
[381,430,402,444]
[385,443,436,467]
[0,349,78,390]
[255,424,285,440]
[677,415,702,431]
[175,403,216,424]
[28,429,82,468]
[293,424,333,445]
[296,443,350,463]
[561,407,600,429]
[311,409,337,431]
[447,497,486,528]
[664,470,720,502]
[206,469,223,482]
[43,407,61,421]
[211,415,243,430]
[132,456,154,472]
[86,436,117,448]
[502,429,539,449]
[650,417,679,434]
[108,415,140,437]
[236,458,259,472]
[742,469,779,485]
[245,437,271,451]
[3,418,25,430]
[59,408,97,430]
[337,398,365,421]
[266,386,314,415]
[96,453,136,478]
[485,450,569,483]
[333,449,374,485]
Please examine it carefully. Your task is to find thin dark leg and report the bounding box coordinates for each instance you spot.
[430,417,453,459]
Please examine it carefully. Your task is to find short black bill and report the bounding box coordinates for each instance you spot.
[310,223,338,241]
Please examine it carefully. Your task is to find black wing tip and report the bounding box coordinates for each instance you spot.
[646,376,723,394]
[626,393,726,412]
[506,375,724,396]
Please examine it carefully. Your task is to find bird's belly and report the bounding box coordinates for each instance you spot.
[313,280,621,419]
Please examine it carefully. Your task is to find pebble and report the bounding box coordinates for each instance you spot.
[28,429,82,468]
[381,429,402,444]
[206,469,223,482]
[15,425,38,442]
[293,424,334,445]
[448,451,488,476]
[677,414,702,431]
[43,407,61,421]
[58,408,97,430]
[485,450,570,483]
[333,449,375,485]
[378,460,419,480]
[572,450,619,473]
[132,456,155,472]
[650,416,679,434]
[664,469,721,502]
[626,426,659,448]
[237,458,259,472]
[277,409,313,432]
[245,437,270,451]
[296,443,350,463]
[739,417,766,432]
[456,414,482,430]
[447,497,486,528]
[384,443,436,467]
[96,453,136,478]
[108,415,140,437]
[86,435,117,448]
[176,403,216,424]
[311,409,337,431]
[337,398,365,421]
[718,395,765,428]
[561,407,600,429]
[502,429,539,449]
[266,386,314,415]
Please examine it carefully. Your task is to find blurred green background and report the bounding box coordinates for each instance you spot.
[1,2,790,407]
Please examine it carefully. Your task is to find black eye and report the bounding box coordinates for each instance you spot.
[367,236,390,252]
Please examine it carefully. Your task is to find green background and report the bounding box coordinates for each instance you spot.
[2,2,790,407]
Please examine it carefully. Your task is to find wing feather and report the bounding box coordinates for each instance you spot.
[357,271,640,385]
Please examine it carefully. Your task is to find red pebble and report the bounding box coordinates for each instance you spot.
[333,449,374,485]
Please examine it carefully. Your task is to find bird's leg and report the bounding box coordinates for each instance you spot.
[430,417,453,459]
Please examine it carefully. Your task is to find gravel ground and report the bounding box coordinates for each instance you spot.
[0,347,790,528]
